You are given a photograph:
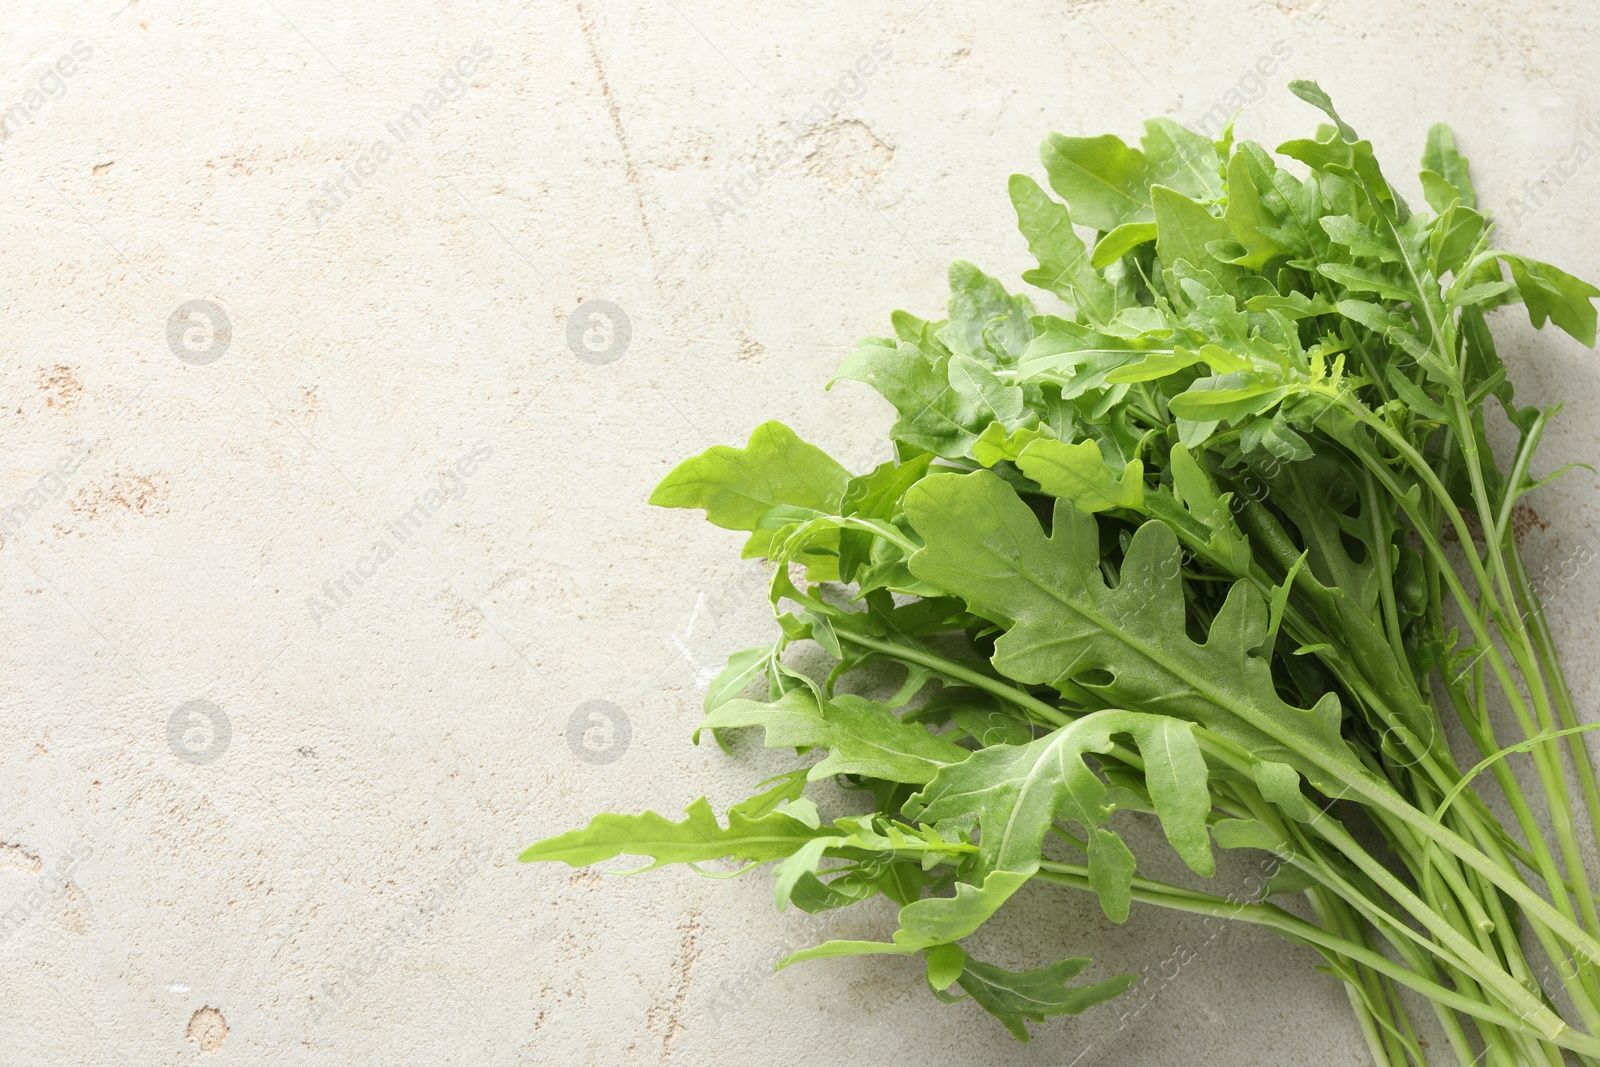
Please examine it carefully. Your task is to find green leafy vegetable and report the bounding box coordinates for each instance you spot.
[525,84,1600,1062]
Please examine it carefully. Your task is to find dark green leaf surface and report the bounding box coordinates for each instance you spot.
[948,953,1136,1041]
[904,472,1357,790]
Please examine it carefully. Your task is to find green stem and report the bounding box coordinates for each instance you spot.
[1355,464,1419,692]
[1325,405,1600,956]
[1304,887,1414,1067]
[832,458,1600,1040]
[832,629,1070,727]
[1308,811,1574,1042]
[1509,539,1600,859]
[1448,390,1600,941]
[1034,863,1600,1055]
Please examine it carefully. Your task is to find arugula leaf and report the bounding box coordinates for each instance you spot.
[910,709,1215,921]
[1009,174,1115,323]
[1092,221,1159,269]
[971,421,1054,467]
[1015,315,1167,396]
[705,645,774,711]
[1428,202,1486,277]
[781,870,1035,964]
[650,421,850,565]
[1318,262,1414,303]
[835,452,932,581]
[1152,185,1245,291]
[1164,442,1252,574]
[1500,253,1600,346]
[1288,80,1359,143]
[1169,378,1289,423]
[521,777,820,869]
[942,261,1036,362]
[1013,437,1145,513]
[1321,215,1402,264]
[1223,151,1292,271]
[904,472,1356,791]
[1104,348,1205,383]
[699,687,968,784]
[1142,118,1224,203]
[1040,132,1153,232]
[939,950,1136,1041]
[777,700,1226,989]
[531,86,1600,1057]
[833,341,1032,461]
[1420,122,1476,210]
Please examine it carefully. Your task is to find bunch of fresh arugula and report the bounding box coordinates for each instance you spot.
[523,82,1600,1063]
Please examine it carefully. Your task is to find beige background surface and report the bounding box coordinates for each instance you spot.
[3,1,1599,1063]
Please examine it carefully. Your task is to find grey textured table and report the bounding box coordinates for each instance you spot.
[2,1,1597,1063]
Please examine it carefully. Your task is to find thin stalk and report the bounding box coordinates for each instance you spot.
[1308,812,1574,1041]
[832,629,1069,727]
[1507,539,1600,858]
[1356,465,1420,691]
[1221,747,1573,1049]
[835,448,1600,1040]
[1449,391,1600,941]
[1033,863,1600,1056]
[1305,887,1414,1067]
[1328,418,1600,958]
[1438,667,1600,1032]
